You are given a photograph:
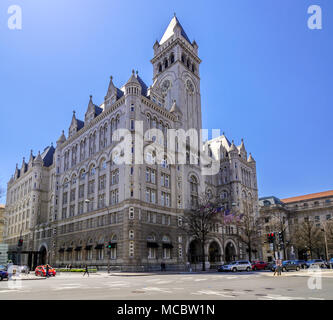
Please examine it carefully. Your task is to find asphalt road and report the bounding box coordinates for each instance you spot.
[1,270,332,300]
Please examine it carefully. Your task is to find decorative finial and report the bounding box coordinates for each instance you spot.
[62,130,64,135]
[73,110,76,115]
[174,12,176,17]
[136,70,138,75]
[222,132,225,135]
[132,69,135,74]
[89,95,92,99]
[51,142,53,147]
[110,75,113,80]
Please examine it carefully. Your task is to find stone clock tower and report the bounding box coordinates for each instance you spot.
[150,15,202,133]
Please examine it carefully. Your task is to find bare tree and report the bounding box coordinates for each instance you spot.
[292,220,325,259]
[181,194,221,271]
[262,210,289,258]
[234,205,262,262]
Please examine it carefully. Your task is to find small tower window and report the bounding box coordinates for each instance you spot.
[187,59,190,69]
[164,59,168,69]
[170,53,175,64]
[158,63,162,73]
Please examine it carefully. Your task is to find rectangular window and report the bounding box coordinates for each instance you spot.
[151,190,156,203]
[148,247,156,259]
[79,185,84,198]
[165,193,170,207]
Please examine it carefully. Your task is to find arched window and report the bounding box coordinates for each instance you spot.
[129,230,134,239]
[187,59,191,69]
[190,176,198,193]
[164,59,168,69]
[100,158,107,171]
[158,63,162,73]
[181,54,185,63]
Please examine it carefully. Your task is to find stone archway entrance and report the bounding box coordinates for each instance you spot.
[225,242,237,262]
[188,239,203,263]
[208,241,221,263]
[38,245,47,265]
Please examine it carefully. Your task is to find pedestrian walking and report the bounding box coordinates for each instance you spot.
[83,265,89,277]
[45,264,49,278]
[274,258,282,276]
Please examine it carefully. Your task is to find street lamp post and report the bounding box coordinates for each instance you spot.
[321,217,332,268]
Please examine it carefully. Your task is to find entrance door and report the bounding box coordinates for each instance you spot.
[38,246,47,265]
[225,242,236,262]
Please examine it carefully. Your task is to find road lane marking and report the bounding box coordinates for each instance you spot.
[142,287,172,293]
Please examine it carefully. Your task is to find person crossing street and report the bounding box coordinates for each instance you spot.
[83,265,89,277]
[274,258,283,276]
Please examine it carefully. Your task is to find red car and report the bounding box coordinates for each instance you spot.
[251,261,268,271]
[35,265,56,277]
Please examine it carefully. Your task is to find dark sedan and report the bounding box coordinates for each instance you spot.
[0,268,8,281]
[271,260,301,272]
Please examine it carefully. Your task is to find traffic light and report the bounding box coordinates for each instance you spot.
[267,233,275,243]
[18,239,23,247]
[278,232,284,243]
[106,242,112,249]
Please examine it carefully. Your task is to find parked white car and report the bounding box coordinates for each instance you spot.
[218,260,252,272]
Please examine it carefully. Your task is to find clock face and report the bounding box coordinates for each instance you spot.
[161,79,171,94]
[186,79,194,93]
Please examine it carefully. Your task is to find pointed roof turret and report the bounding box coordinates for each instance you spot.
[229,140,237,152]
[34,151,43,165]
[159,15,191,45]
[29,149,34,163]
[57,130,66,146]
[85,95,103,124]
[170,99,183,115]
[126,69,141,86]
[248,153,255,163]
[105,76,116,99]
[123,70,148,96]
[239,138,245,151]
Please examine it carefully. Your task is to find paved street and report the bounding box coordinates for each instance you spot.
[1,270,333,300]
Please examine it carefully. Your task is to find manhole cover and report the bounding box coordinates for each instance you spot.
[132,290,145,294]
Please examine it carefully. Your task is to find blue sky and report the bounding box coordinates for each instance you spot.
[0,0,332,202]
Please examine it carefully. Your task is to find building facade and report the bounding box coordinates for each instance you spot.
[259,190,333,262]
[4,16,259,270]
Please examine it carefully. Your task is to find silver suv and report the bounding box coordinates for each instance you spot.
[218,260,252,272]
[306,259,326,269]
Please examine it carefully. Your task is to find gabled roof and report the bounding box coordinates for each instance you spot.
[76,119,84,131]
[41,145,55,167]
[281,190,333,204]
[159,16,191,45]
